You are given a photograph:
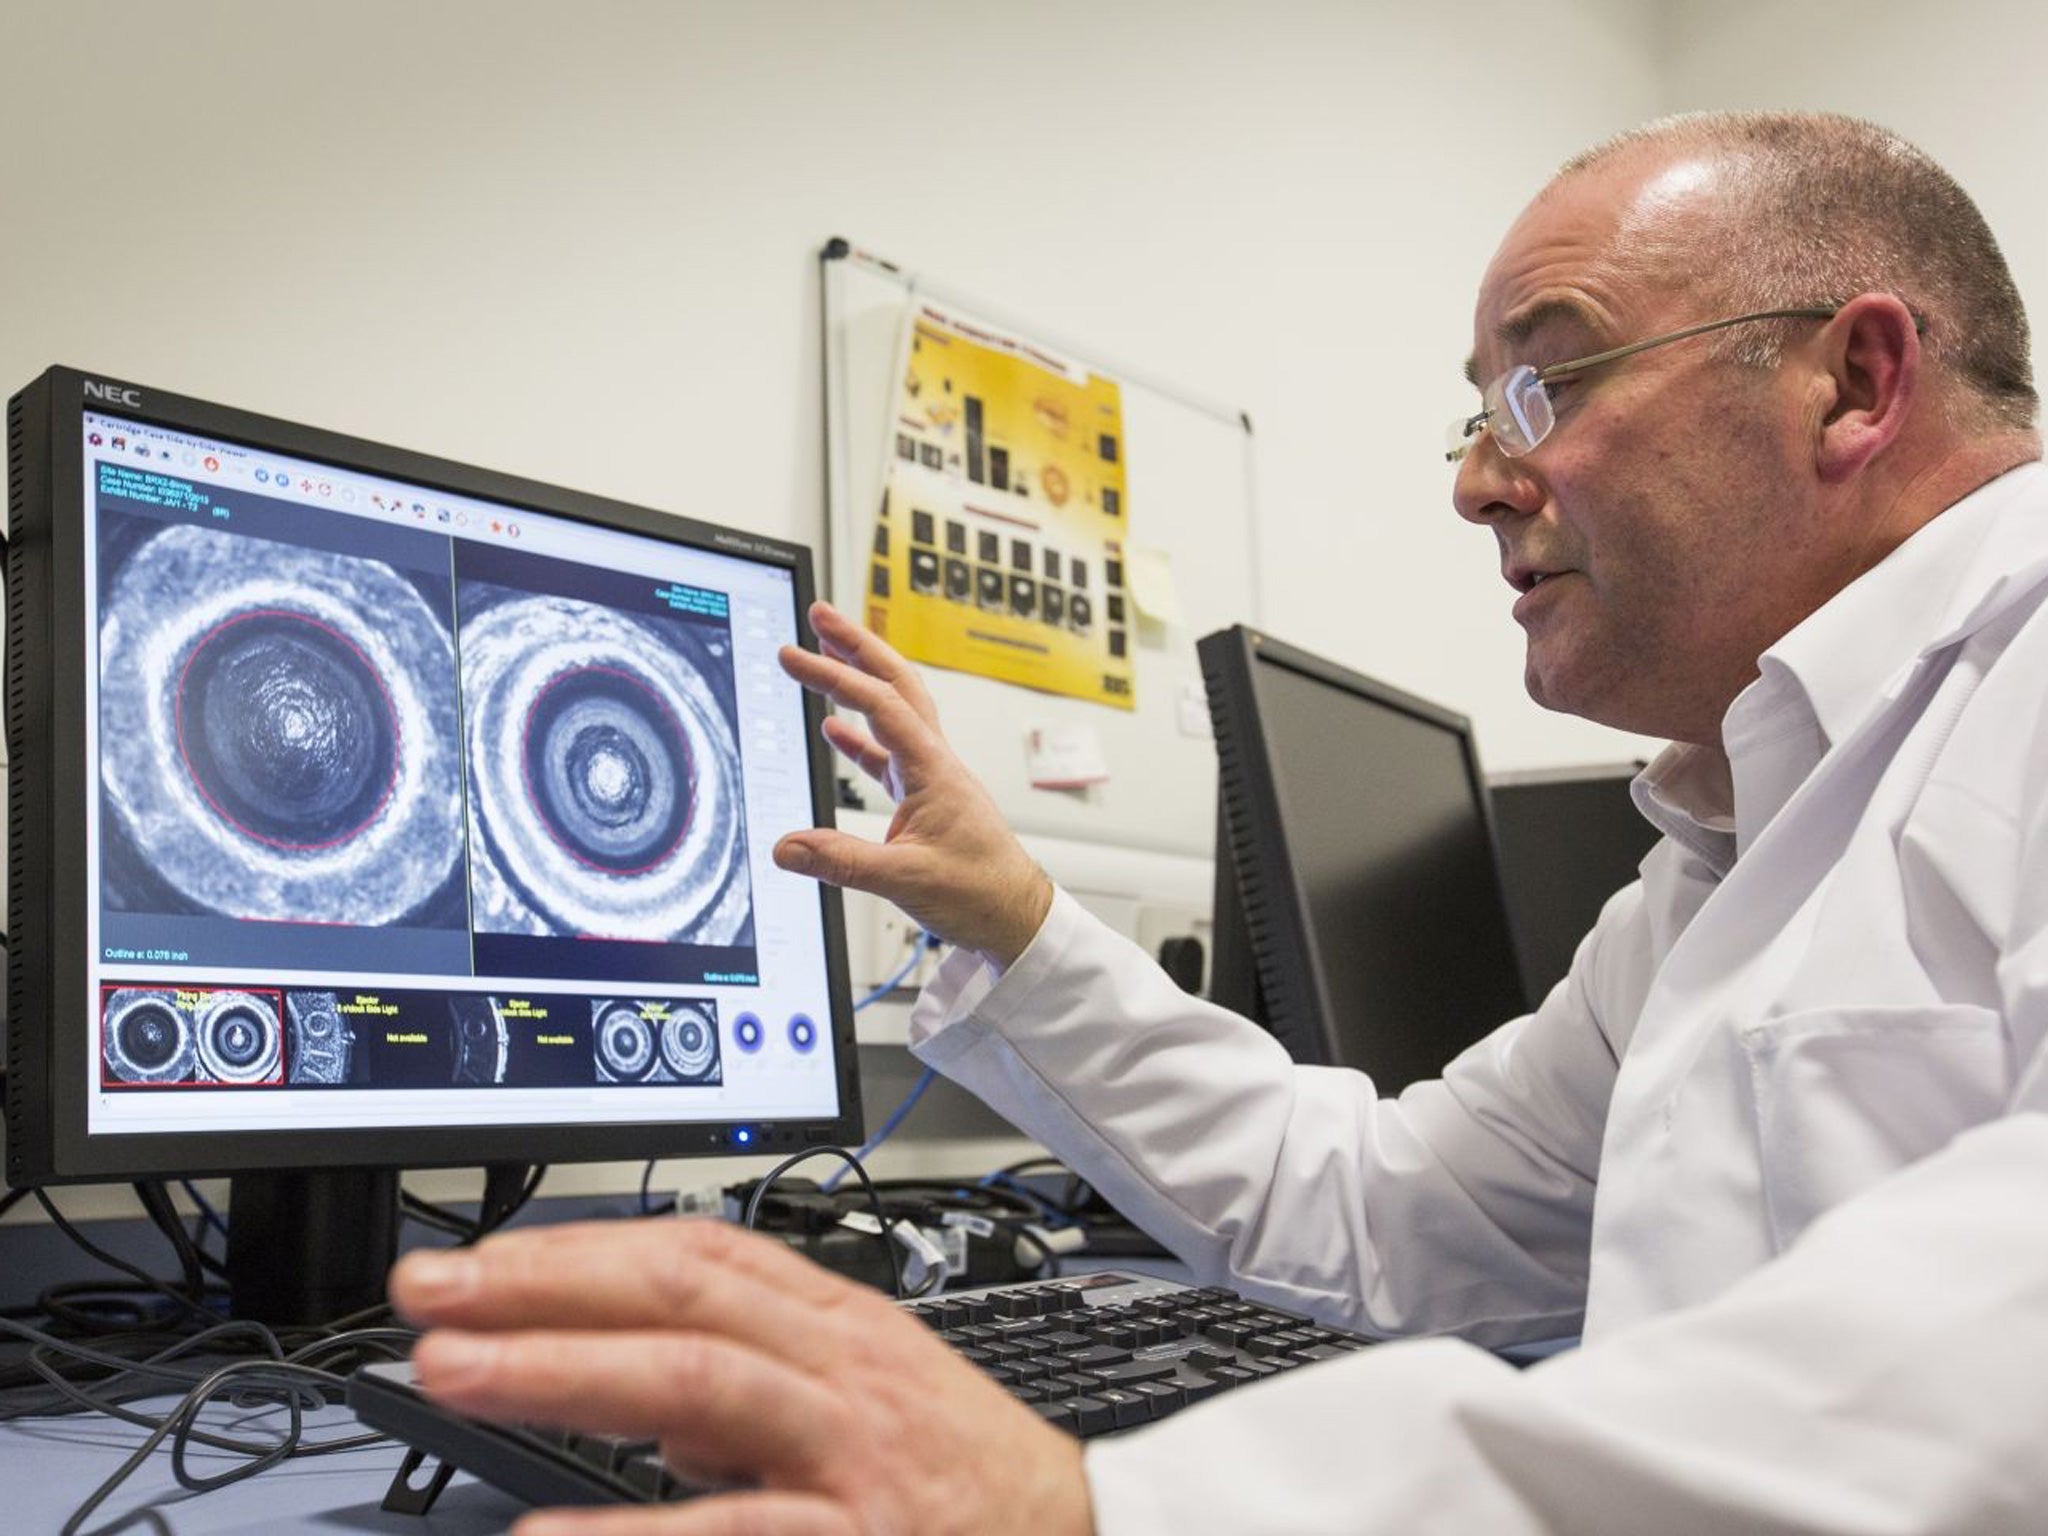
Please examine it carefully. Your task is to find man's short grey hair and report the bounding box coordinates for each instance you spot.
[1562,112,2037,432]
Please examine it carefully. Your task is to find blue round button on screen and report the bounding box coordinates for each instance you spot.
[733,1012,765,1053]
[788,1014,817,1053]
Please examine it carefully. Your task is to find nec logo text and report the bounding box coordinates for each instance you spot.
[82,380,142,408]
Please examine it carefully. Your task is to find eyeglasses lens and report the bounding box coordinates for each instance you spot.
[1447,365,1553,464]
[1490,365,1551,457]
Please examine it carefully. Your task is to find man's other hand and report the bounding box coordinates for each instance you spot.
[774,601,1053,968]
[391,1219,1094,1536]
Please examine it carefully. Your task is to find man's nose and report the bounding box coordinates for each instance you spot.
[1452,433,1543,525]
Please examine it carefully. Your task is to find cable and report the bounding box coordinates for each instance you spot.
[399,1190,475,1239]
[638,1157,675,1217]
[636,933,936,1212]
[57,1345,399,1536]
[132,1184,205,1311]
[985,1154,1077,1182]
[1004,1218,1062,1279]
[474,1164,546,1239]
[397,1165,546,1244]
[32,1191,218,1328]
[177,1181,228,1249]
[740,1147,905,1299]
[0,1305,415,1535]
[851,930,935,1011]
[975,1170,1079,1227]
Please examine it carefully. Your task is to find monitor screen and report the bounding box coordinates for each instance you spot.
[1201,626,1528,1092]
[7,367,861,1189]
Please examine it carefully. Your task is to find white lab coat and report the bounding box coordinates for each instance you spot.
[908,462,2048,1533]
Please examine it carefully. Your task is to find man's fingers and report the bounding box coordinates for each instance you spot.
[778,647,935,762]
[517,1492,856,1536]
[392,1220,872,1362]
[772,827,923,898]
[413,1329,846,1483]
[805,602,939,726]
[818,714,892,791]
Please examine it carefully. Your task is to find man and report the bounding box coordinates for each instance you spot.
[392,112,2048,1533]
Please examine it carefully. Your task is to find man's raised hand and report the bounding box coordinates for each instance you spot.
[773,602,1051,967]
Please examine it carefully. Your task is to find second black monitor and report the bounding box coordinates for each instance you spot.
[1199,626,1528,1092]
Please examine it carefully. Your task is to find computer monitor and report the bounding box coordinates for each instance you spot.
[1487,763,1658,1005]
[1199,626,1529,1092]
[6,366,861,1318]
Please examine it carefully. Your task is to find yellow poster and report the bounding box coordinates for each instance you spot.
[865,303,1134,710]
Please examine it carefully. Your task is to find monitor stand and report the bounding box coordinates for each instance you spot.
[226,1168,400,1325]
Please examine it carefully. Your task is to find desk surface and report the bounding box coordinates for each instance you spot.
[4,1396,524,1535]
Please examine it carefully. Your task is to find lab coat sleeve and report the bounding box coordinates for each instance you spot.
[1082,1110,2048,1536]
[908,886,1640,1344]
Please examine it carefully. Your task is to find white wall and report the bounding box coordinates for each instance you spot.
[0,0,1667,804]
[1661,0,2048,360]
[0,0,1669,1210]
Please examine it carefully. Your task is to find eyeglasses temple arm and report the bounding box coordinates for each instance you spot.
[1538,307,1843,382]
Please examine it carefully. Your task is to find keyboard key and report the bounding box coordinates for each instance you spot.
[1131,1380,1184,1416]
[1181,1372,1229,1404]
[1065,1344,1134,1369]
[1067,1396,1117,1435]
[1034,1401,1079,1432]
[1092,1387,1152,1429]
[1082,1357,1180,1388]
[619,1453,678,1499]
[563,1433,628,1473]
[989,1317,1053,1340]
[1293,1343,1351,1362]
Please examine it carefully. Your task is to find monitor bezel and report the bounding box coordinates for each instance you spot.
[7,365,865,1185]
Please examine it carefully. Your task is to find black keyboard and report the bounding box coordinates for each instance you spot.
[348,1270,1374,1514]
[901,1270,1374,1438]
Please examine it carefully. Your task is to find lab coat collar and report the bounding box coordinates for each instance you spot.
[1752,459,2048,755]
[1633,743,1736,877]
[1629,460,2048,873]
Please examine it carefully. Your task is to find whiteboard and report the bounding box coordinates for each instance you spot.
[819,241,1259,858]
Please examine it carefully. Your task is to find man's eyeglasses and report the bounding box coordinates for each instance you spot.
[1446,306,1843,464]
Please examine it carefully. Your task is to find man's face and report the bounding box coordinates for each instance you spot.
[1454,153,1826,746]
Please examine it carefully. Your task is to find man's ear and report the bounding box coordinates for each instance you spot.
[1812,293,1920,485]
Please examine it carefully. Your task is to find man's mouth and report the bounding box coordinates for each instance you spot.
[1505,565,1568,594]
